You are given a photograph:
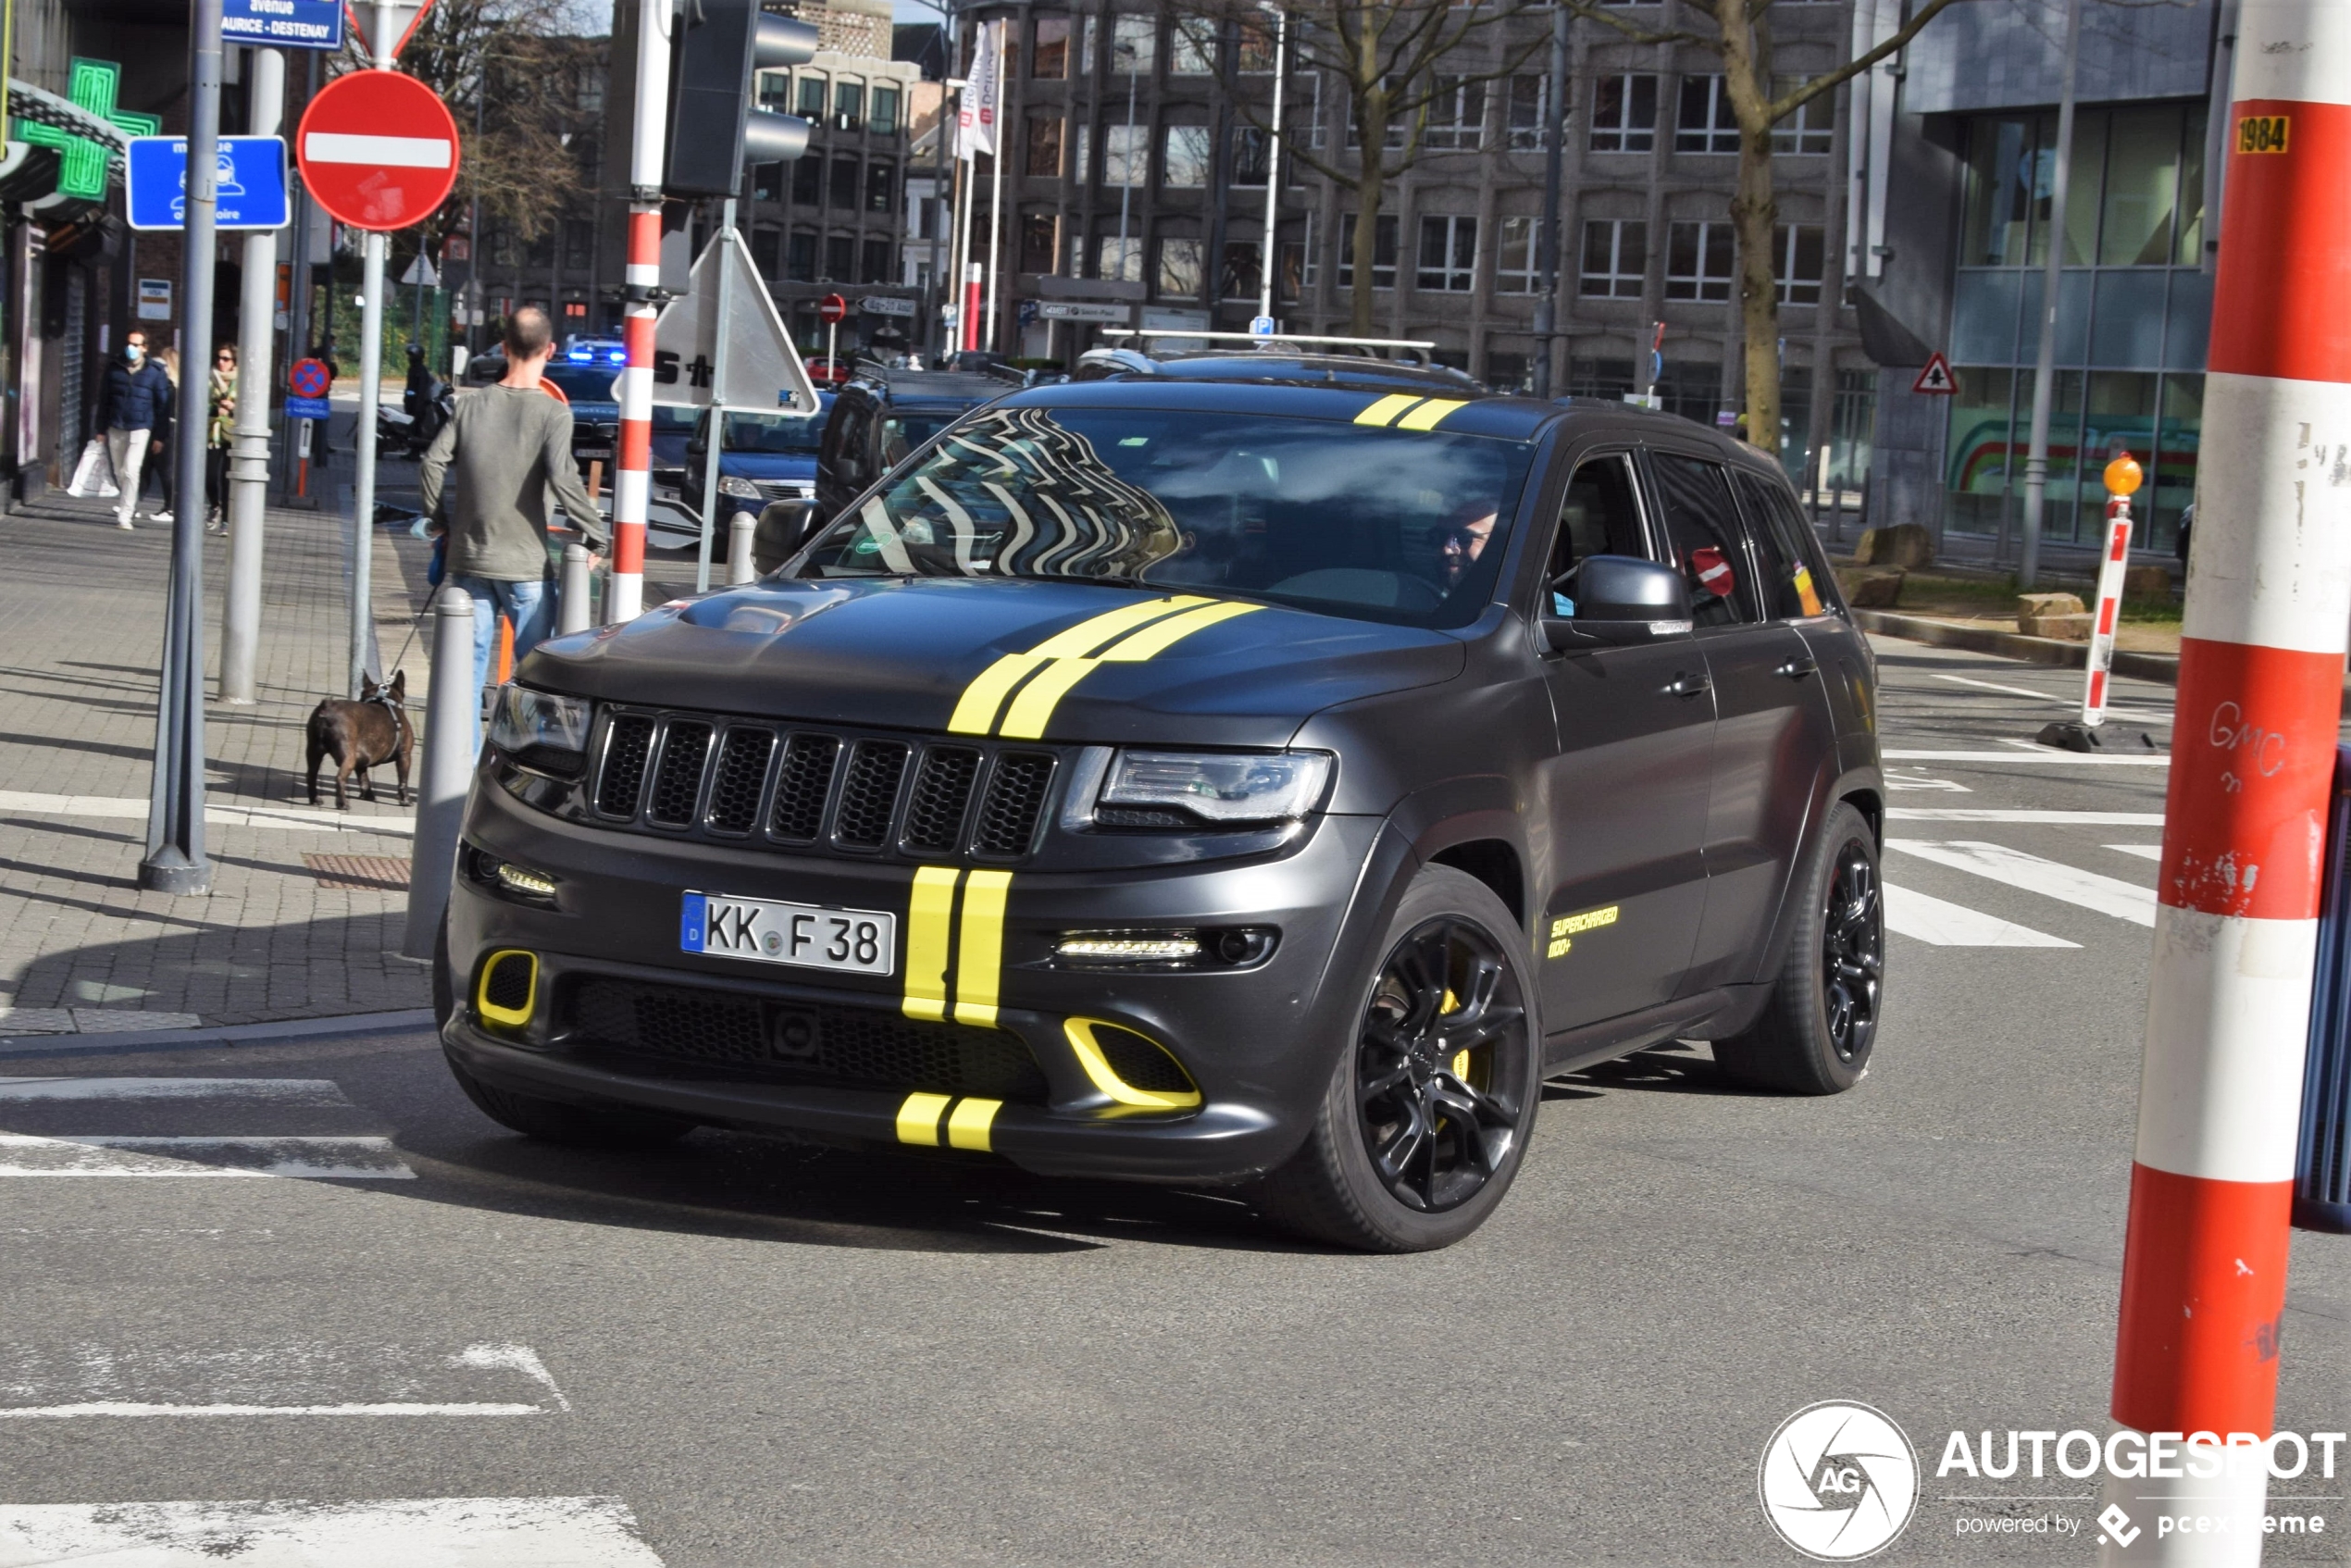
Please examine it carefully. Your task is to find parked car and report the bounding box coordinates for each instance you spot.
[683,398,833,555]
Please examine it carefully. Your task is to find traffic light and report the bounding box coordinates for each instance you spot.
[665,0,818,197]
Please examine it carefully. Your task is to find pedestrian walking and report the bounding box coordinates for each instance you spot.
[205,343,236,532]
[417,306,607,746]
[143,347,180,524]
[91,330,171,529]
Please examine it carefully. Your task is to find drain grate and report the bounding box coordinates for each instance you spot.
[304,853,412,890]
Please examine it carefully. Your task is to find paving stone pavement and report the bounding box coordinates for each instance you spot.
[0,484,441,1032]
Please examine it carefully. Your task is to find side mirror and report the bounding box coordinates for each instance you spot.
[753,500,817,574]
[1542,554,1694,651]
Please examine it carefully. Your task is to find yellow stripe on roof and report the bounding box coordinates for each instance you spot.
[1395,398,1470,430]
[1353,393,1424,427]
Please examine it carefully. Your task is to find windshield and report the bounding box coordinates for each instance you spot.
[797,405,1535,628]
[724,409,827,454]
[541,364,619,404]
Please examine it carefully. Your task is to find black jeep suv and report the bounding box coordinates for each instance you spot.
[439,373,1884,1251]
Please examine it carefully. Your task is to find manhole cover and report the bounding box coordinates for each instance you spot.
[303,853,413,890]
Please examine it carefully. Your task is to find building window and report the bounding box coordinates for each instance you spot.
[867,161,895,213]
[797,75,827,119]
[1157,236,1203,298]
[753,226,783,278]
[1298,69,1325,151]
[1337,213,1399,290]
[792,156,821,205]
[1094,230,1145,282]
[1297,209,1317,288]
[1775,223,1824,304]
[1219,241,1260,301]
[835,80,865,132]
[1506,74,1548,150]
[1112,15,1153,74]
[862,238,893,284]
[1103,123,1146,187]
[1231,125,1270,186]
[1163,125,1213,187]
[1770,79,1832,155]
[871,82,901,135]
[1424,76,1484,150]
[1034,15,1070,79]
[1238,17,1277,72]
[1665,220,1734,300]
[757,70,790,112]
[1675,75,1738,154]
[1579,219,1647,297]
[1588,74,1657,153]
[1026,115,1064,177]
[563,219,594,271]
[1172,18,1215,74]
[1078,14,1096,74]
[788,230,817,282]
[1496,216,1538,292]
[1074,123,1091,183]
[1020,212,1058,274]
[1417,214,1476,291]
[825,233,854,282]
[828,156,860,210]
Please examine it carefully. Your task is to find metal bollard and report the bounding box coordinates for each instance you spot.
[401,585,479,961]
[559,541,592,635]
[727,510,756,585]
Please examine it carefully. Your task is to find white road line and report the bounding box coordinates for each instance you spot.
[2105,843,2165,861]
[0,1400,542,1418]
[1887,809,2166,825]
[1885,776,1972,792]
[1885,840,2158,927]
[0,790,412,836]
[1883,750,2169,765]
[1927,671,2170,723]
[0,1342,569,1419]
[0,1077,352,1104]
[0,1134,414,1178]
[1883,884,2079,947]
[0,1496,665,1565]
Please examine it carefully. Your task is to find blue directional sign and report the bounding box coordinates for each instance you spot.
[221,0,342,49]
[124,136,290,231]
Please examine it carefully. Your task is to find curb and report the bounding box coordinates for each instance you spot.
[0,1008,438,1061]
[1852,609,2183,686]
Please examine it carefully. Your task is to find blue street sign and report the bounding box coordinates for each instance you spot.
[221,0,342,49]
[284,395,331,420]
[1250,315,1275,337]
[124,136,289,231]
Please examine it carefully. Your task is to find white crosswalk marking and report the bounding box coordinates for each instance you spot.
[0,1077,414,1178]
[0,1077,350,1103]
[0,1497,665,1565]
[2105,843,2164,861]
[1885,840,2158,927]
[0,1341,570,1419]
[0,1134,413,1178]
[1888,808,2165,825]
[1883,884,2079,948]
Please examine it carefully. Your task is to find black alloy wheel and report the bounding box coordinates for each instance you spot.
[1355,915,1532,1213]
[1820,837,1884,1066]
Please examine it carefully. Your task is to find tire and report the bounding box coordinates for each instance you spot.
[444,1053,697,1148]
[1711,800,1885,1095]
[1256,865,1542,1252]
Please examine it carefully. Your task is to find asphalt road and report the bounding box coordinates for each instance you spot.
[3,638,2345,1567]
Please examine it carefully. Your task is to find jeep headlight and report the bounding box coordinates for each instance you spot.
[489,685,591,776]
[718,476,761,499]
[1098,749,1332,825]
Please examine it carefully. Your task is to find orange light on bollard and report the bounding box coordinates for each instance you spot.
[2103,450,2145,497]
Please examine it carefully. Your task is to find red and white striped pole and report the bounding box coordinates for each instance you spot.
[2080,454,2140,728]
[2103,4,2351,1559]
[608,0,672,625]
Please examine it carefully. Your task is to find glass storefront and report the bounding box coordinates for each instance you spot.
[1945,101,2208,553]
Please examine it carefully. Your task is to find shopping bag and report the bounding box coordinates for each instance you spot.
[66,437,118,497]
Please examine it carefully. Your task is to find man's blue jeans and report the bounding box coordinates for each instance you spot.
[452,574,552,750]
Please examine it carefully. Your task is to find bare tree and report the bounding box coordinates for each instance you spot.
[1187,0,1548,335]
[1571,0,1961,448]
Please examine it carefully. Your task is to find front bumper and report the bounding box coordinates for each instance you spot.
[445,778,1392,1183]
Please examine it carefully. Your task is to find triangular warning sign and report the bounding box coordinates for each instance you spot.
[1912,352,1958,395]
[650,230,821,416]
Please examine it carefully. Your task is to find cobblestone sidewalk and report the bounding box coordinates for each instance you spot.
[0,485,441,1036]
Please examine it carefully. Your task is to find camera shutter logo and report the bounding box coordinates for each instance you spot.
[1758,1401,1919,1561]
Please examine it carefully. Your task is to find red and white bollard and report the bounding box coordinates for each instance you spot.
[961,261,982,360]
[2103,3,2351,1560]
[607,0,672,626]
[2081,454,2141,728]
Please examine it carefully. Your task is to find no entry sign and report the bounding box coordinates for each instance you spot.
[294,70,459,231]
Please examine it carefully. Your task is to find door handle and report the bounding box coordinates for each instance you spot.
[1776,655,1820,679]
[1667,670,1711,698]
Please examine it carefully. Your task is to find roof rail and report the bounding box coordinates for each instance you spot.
[1099,328,1439,366]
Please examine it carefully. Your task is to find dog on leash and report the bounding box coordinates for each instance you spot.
[305,673,414,810]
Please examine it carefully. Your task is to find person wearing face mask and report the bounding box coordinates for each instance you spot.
[92,330,172,529]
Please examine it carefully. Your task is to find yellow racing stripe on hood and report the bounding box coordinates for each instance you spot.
[995,602,1265,741]
[947,595,1209,736]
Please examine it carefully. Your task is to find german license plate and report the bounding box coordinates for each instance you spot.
[680,891,894,977]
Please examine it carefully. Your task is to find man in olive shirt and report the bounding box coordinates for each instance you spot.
[418,307,607,744]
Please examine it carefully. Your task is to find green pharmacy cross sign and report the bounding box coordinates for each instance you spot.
[12,59,161,201]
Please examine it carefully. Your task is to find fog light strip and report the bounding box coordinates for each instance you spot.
[894,1092,952,1147]
[1063,1019,1202,1112]
[902,868,960,1022]
[945,1098,1001,1152]
[952,870,1012,1027]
